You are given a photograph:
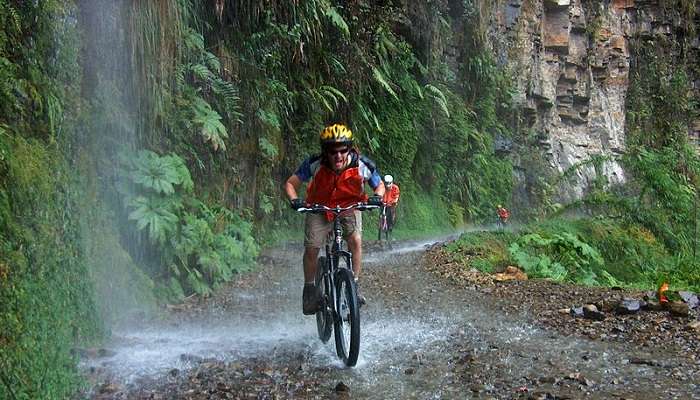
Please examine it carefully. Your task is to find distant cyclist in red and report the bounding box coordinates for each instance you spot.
[496,204,510,230]
[382,175,400,232]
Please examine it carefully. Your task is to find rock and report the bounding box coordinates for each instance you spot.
[98,382,121,394]
[470,384,485,393]
[679,291,699,309]
[404,367,416,375]
[334,381,350,393]
[616,298,642,314]
[570,306,584,318]
[629,357,662,367]
[583,304,605,321]
[597,299,618,313]
[685,321,700,332]
[667,301,690,318]
[643,300,664,311]
[494,266,528,281]
[558,308,571,314]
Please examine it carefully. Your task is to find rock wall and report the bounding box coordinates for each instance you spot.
[488,0,699,201]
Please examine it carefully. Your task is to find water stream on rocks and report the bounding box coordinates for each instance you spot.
[83,236,699,399]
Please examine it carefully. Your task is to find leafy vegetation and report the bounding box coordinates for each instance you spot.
[118,151,258,299]
[1,2,102,398]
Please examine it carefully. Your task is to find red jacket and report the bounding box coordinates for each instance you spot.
[306,164,368,209]
[383,184,400,206]
[497,207,510,220]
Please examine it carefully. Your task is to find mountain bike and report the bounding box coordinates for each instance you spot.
[377,204,392,248]
[297,202,378,367]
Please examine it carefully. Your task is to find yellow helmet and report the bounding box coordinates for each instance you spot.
[320,124,353,146]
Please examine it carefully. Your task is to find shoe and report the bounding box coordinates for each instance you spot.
[302,283,320,315]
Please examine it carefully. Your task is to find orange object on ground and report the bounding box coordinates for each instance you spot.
[658,282,669,304]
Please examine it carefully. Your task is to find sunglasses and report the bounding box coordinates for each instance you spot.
[327,147,350,156]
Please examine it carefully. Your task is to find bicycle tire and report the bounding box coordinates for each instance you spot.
[378,215,384,242]
[315,256,332,343]
[333,266,360,366]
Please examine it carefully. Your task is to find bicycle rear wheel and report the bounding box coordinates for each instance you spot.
[333,266,360,366]
[315,256,332,343]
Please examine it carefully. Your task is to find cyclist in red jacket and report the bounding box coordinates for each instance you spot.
[284,124,384,315]
[382,175,400,232]
[496,204,510,230]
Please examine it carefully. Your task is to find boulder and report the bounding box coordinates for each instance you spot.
[667,301,690,318]
[583,304,605,321]
[494,266,528,281]
[615,298,642,314]
[679,291,699,309]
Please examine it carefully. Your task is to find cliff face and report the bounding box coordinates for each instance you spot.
[487,0,699,201]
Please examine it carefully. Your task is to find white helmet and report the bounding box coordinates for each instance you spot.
[384,174,393,185]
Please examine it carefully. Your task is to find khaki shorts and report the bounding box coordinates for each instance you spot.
[304,211,362,248]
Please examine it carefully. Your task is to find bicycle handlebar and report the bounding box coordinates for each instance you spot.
[297,202,380,214]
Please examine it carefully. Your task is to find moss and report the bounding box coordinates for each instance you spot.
[1,136,102,399]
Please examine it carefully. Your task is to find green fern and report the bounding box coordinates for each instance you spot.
[424,84,450,118]
[130,150,191,194]
[183,28,205,51]
[372,67,398,100]
[192,97,228,151]
[323,6,350,38]
[258,137,278,159]
[128,195,180,244]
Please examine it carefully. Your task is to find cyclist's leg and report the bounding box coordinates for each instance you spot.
[303,247,320,283]
[387,206,395,231]
[303,214,332,314]
[303,213,332,282]
[340,211,362,277]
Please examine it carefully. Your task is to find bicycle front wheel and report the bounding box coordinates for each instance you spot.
[333,267,360,366]
[315,256,332,343]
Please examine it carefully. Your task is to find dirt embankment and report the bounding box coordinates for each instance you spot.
[425,243,700,362]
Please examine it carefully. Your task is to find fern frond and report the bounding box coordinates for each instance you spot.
[183,28,204,51]
[321,85,347,104]
[192,97,228,151]
[323,6,350,38]
[203,51,221,72]
[191,63,214,80]
[425,84,450,118]
[372,67,398,100]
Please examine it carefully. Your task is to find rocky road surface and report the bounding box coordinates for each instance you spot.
[81,237,700,399]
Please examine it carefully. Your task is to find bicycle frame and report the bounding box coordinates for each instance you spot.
[379,205,388,231]
[300,202,378,284]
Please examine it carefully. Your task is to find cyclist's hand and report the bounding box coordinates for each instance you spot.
[368,195,383,206]
[290,198,305,210]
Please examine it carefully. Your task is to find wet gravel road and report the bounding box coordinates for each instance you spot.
[82,238,700,399]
